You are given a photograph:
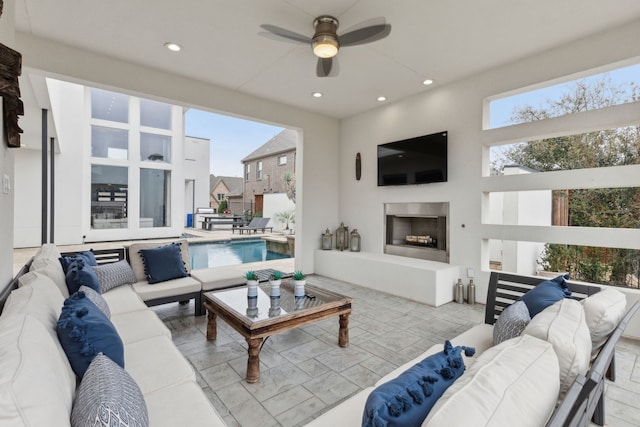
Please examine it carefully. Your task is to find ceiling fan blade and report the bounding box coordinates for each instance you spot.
[339,24,391,47]
[316,57,339,77]
[260,24,311,44]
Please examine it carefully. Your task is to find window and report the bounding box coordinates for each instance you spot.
[278,155,287,165]
[90,165,128,229]
[140,98,172,130]
[217,193,224,201]
[91,126,128,159]
[140,132,171,163]
[140,169,171,227]
[91,88,128,123]
[257,161,263,180]
[245,164,251,181]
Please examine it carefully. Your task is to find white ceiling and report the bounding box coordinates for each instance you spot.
[14,0,640,119]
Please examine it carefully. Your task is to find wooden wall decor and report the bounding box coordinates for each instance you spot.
[0,41,23,148]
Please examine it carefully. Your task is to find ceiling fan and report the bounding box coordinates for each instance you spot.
[260,15,391,77]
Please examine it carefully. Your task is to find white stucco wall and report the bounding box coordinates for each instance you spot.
[263,193,296,233]
[184,136,211,225]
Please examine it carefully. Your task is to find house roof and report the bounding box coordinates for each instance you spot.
[210,175,244,197]
[242,129,297,163]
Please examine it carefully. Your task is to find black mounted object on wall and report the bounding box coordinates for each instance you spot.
[355,152,361,180]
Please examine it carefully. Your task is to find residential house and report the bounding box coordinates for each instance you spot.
[1,3,640,337]
[241,129,296,214]
[209,175,243,213]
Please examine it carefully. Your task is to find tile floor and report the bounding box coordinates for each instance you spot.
[152,275,640,427]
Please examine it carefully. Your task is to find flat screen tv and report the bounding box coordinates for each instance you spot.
[377,131,447,186]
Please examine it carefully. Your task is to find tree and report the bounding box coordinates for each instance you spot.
[282,172,296,203]
[497,76,640,287]
[218,198,228,213]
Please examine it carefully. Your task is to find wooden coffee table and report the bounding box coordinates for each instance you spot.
[203,281,352,383]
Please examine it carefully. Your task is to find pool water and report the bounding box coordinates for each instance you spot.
[189,239,290,269]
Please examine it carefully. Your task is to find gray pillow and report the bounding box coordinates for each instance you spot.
[71,353,149,427]
[92,260,137,293]
[79,285,111,319]
[493,300,531,345]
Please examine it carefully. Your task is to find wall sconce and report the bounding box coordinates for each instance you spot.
[350,229,361,252]
[321,228,333,250]
[335,222,349,251]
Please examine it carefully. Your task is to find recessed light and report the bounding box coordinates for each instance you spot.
[312,92,323,98]
[422,79,434,85]
[377,96,386,102]
[164,42,182,52]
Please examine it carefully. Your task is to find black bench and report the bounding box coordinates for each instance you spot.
[485,272,640,427]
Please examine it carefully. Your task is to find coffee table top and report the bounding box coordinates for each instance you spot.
[203,281,352,329]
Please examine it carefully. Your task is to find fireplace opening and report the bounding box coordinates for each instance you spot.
[384,203,449,263]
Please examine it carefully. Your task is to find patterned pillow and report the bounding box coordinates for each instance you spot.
[71,353,149,427]
[93,260,138,293]
[493,300,531,345]
[79,286,111,319]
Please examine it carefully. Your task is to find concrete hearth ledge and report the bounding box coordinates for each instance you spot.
[314,250,459,307]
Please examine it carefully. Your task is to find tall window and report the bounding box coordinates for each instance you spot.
[278,155,287,165]
[90,165,128,229]
[217,193,224,201]
[140,133,171,163]
[91,88,128,123]
[140,99,172,130]
[140,169,171,227]
[91,126,128,159]
[257,161,263,180]
[245,164,251,181]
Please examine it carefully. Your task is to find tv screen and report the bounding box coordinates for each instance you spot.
[377,131,447,186]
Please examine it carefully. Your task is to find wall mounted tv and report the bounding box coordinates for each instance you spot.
[377,131,448,186]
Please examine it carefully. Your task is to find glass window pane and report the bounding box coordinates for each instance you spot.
[91,88,129,123]
[140,169,171,227]
[91,126,128,159]
[140,98,172,130]
[140,132,171,163]
[91,165,128,229]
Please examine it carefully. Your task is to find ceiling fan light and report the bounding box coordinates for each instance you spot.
[312,35,339,58]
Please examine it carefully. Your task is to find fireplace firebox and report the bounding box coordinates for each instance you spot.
[384,202,449,263]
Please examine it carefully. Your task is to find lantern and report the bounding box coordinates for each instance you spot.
[350,229,361,252]
[321,228,333,250]
[335,222,349,251]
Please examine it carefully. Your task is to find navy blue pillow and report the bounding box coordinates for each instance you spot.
[139,243,188,284]
[362,341,475,427]
[520,274,572,317]
[65,258,101,295]
[56,291,124,378]
[59,251,98,273]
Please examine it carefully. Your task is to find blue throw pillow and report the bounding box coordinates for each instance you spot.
[362,341,475,427]
[520,274,572,317]
[56,291,124,378]
[65,258,101,295]
[139,243,189,284]
[59,251,98,273]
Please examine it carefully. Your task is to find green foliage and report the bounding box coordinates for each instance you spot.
[218,198,228,212]
[282,172,296,203]
[269,270,283,280]
[245,271,258,281]
[275,210,295,230]
[293,270,305,280]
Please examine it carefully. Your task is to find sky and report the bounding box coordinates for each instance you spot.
[185,110,283,177]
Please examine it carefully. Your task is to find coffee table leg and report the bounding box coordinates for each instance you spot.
[206,309,217,340]
[246,338,263,383]
[339,314,350,347]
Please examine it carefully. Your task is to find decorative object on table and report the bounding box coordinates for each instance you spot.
[245,270,259,300]
[293,270,306,298]
[321,228,333,250]
[269,296,281,317]
[349,228,361,252]
[269,271,282,298]
[355,152,362,180]
[335,221,349,251]
[467,279,476,305]
[455,278,465,304]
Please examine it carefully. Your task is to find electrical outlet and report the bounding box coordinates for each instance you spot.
[2,175,10,194]
[467,268,475,278]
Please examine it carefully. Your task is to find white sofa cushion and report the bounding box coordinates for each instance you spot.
[132,276,202,301]
[581,288,626,359]
[111,309,171,344]
[30,244,68,297]
[0,314,76,426]
[145,381,226,426]
[192,265,248,291]
[423,335,559,427]
[15,271,65,331]
[124,335,196,394]
[523,298,591,398]
[101,284,149,315]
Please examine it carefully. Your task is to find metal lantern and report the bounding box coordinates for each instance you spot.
[349,229,361,252]
[321,228,333,250]
[335,221,349,251]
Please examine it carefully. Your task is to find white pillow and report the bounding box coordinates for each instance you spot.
[581,288,626,360]
[424,335,559,427]
[523,298,591,398]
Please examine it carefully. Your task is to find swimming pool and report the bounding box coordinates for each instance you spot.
[189,239,291,269]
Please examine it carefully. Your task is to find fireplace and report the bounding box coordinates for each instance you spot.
[384,202,449,263]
